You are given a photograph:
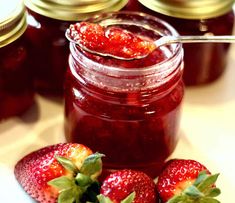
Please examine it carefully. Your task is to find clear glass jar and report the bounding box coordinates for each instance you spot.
[0,0,34,121]
[24,0,128,96]
[64,12,184,177]
[125,0,235,86]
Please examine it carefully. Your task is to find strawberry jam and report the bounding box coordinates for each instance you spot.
[68,22,156,59]
[0,0,34,121]
[0,37,34,120]
[25,9,71,95]
[64,12,184,178]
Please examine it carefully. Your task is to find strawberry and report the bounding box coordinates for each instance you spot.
[14,143,104,203]
[98,169,156,203]
[156,159,221,203]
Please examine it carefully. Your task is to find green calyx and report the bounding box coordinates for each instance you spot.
[97,192,136,203]
[166,171,221,203]
[48,152,104,203]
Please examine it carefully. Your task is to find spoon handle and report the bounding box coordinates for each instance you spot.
[155,35,235,47]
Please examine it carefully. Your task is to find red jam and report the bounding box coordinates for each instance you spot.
[64,12,184,178]
[0,1,34,121]
[125,1,235,85]
[69,22,155,59]
[0,35,34,121]
[25,10,71,95]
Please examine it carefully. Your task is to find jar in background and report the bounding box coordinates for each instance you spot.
[64,12,184,178]
[24,0,128,96]
[0,0,34,121]
[125,0,235,86]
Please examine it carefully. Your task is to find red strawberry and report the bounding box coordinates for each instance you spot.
[98,169,156,203]
[156,159,221,203]
[14,143,104,203]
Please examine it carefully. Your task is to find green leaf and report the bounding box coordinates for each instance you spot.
[75,173,92,187]
[58,188,77,203]
[205,188,221,197]
[97,194,113,203]
[121,192,136,203]
[199,197,221,203]
[80,153,105,177]
[56,155,79,174]
[193,170,208,187]
[183,185,204,198]
[48,176,74,191]
[197,173,220,192]
[166,195,187,203]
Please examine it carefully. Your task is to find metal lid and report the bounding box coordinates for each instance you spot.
[24,0,129,21]
[0,0,27,47]
[138,0,235,19]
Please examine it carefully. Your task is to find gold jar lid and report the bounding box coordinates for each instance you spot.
[0,0,27,48]
[138,0,235,19]
[24,0,129,21]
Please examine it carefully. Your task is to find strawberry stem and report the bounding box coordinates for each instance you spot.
[48,153,104,203]
[75,173,92,187]
[166,172,221,203]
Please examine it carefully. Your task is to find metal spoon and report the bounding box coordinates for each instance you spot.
[65,17,235,61]
[66,29,235,60]
[154,35,235,48]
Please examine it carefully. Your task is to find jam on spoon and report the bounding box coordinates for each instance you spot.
[67,22,235,60]
[66,22,156,60]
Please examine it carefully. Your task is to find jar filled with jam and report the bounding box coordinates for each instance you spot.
[24,0,128,96]
[125,0,235,85]
[0,0,34,121]
[64,12,184,177]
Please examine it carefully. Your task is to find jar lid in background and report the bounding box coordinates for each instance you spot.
[0,0,27,47]
[138,0,235,19]
[24,0,129,21]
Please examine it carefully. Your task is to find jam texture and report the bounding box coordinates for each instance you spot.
[69,22,155,59]
[64,12,184,177]
[25,10,71,95]
[0,36,34,120]
[64,74,184,177]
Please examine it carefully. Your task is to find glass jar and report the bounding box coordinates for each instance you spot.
[0,0,34,121]
[24,0,128,96]
[125,0,235,86]
[64,12,184,177]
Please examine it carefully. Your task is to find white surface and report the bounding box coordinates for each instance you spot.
[1,46,235,202]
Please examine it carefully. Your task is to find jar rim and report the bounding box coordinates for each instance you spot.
[69,11,183,75]
[0,0,27,47]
